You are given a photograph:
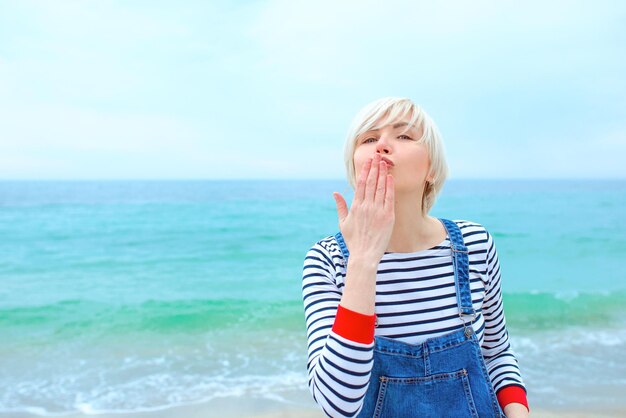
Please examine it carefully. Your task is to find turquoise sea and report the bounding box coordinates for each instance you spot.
[1,179,625,415]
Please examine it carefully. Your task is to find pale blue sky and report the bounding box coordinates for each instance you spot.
[0,0,624,180]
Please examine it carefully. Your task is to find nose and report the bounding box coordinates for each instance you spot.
[375,135,391,154]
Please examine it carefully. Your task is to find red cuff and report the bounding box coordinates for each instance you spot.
[331,304,376,344]
[496,385,529,413]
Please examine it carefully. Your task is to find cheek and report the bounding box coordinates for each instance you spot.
[354,155,373,178]
[353,153,365,174]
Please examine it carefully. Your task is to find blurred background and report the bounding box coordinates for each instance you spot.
[1,1,624,417]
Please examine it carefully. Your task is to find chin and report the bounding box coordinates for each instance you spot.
[395,181,425,193]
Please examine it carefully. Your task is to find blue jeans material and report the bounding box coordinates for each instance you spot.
[334,218,506,418]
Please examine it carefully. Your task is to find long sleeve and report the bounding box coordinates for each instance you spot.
[302,226,530,415]
[481,230,530,412]
[302,241,376,418]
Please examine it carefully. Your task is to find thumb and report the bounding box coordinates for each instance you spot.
[333,192,348,223]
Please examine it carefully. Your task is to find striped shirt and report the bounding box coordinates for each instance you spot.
[301,220,528,417]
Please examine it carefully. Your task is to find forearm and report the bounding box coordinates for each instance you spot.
[305,255,379,416]
[302,246,376,417]
[338,255,378,315]
[307,331,374,417]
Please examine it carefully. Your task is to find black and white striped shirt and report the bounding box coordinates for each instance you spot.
[302,220,527,417]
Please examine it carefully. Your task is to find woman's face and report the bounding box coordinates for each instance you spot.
[353,118,431,194]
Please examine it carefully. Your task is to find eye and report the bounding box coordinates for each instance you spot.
[361,135,413,144]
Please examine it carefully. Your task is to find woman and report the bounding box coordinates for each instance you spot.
[302,97,530,417]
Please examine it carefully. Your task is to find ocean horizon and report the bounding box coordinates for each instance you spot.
[1,179,625,416]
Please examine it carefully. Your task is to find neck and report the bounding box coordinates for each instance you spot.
[385,189,442,253]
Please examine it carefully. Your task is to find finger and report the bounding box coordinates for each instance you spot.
[364,155,380,202]
[375,160,387,206]
[354,157,372,203]
[384,174,394,212]
[333,192,348,222]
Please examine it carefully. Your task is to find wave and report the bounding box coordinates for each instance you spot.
[2,290,626,338]
[1,292,626,414]
[0,299,305,338]
[502,289,626,330]
[0,369,311,416]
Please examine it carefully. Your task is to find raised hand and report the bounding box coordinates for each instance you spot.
[333,153,395,262]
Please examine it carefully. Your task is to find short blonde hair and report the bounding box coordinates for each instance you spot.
[343,97,449,215]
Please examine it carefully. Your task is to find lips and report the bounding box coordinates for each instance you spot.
[380,157,394,167]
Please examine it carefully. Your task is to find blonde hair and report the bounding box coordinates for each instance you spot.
[343,97,449,215]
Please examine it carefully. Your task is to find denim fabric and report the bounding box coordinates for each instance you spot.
[335,218,506,418]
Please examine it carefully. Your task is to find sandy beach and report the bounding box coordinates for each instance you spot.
[2,397,625,418]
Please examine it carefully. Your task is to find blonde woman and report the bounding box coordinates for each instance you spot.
[302,97,529,417]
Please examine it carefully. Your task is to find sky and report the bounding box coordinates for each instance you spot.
[0,0,624,180]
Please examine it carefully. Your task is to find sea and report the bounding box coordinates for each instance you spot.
[1,179,625,415]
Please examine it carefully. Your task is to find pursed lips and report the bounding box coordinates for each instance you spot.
[380,157,394,167]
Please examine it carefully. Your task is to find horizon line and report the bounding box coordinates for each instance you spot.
[1,177,625,182]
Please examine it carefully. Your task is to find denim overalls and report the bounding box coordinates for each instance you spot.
[334,218,506,418]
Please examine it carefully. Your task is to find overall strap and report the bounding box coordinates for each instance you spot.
[334,231,350,262]
[335,220,474,329]
[437,218,476,327]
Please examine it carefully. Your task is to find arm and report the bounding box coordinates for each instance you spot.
[302,242,377,418]
[481,230,530,415]
[504,402,530,418]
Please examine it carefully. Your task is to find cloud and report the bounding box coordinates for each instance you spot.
[0,0,624,179]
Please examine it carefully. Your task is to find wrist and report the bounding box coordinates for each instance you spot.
[503,402,529,418]
[347,254,380,272]
[332,304,376,344]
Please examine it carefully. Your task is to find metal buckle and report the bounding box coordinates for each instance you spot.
[450,244,469,254]
[464,326,473,338]
[459,311,477,325]
[459,311,476,338]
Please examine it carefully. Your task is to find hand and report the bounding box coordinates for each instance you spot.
[333,154,395,262]
[503,403,529,418]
